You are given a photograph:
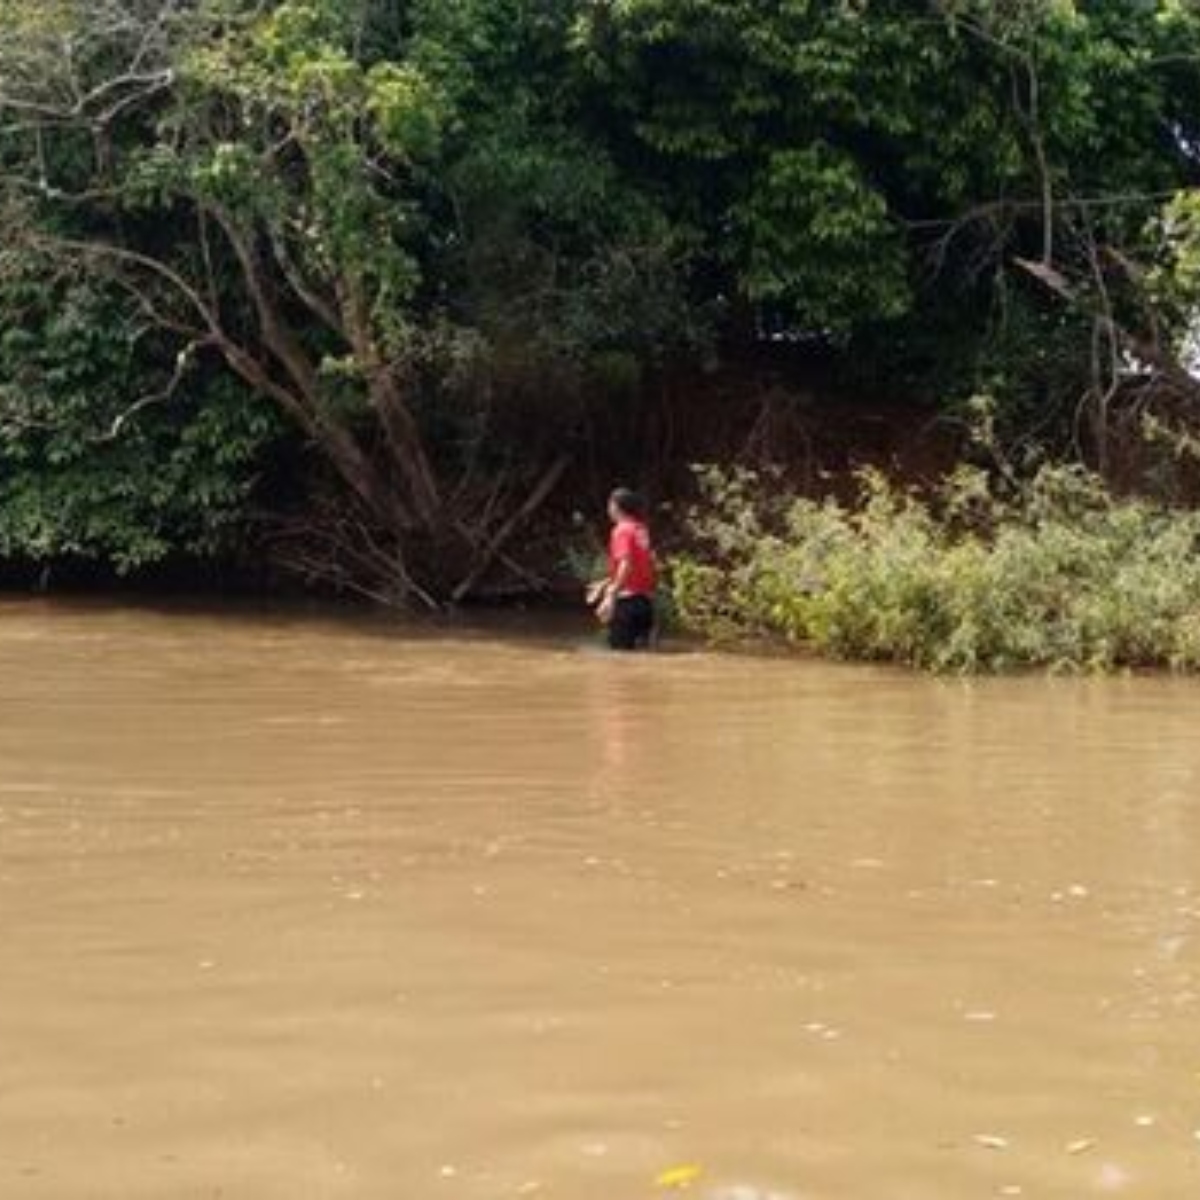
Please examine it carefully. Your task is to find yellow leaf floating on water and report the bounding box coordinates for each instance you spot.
[655,1164,704,1189]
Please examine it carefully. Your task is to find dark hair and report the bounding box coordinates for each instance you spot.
[609,487,647,520]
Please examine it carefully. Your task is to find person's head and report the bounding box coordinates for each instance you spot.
[608,487,646,524]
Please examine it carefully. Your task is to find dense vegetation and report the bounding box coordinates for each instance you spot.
[673,460,1200,671]
[2,1,1200,620]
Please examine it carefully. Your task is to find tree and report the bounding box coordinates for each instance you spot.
[0,262,281,575]
[0,0,704,601]
[575,0,1200,452]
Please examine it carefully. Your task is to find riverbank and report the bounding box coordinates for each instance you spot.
[6,403,1200,677]
[9,455,1200,677]
[0,381,957,607]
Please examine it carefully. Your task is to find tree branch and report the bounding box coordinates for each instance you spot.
[452,455,571,603]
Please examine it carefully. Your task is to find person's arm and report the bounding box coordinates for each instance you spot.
[590,526,627,603]
[595,554,632,623]
[590,523,632,621]
[589,555,629,612]
[608,554,632,598]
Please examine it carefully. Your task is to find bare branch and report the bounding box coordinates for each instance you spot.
[452,455,571,603]
[102,339,199,441]
[268,223,346,338]
[32,233,225,335]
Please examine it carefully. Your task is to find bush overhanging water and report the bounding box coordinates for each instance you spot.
[670,466,1200,673]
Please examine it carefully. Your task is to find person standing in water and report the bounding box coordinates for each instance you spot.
[588,488,657,651]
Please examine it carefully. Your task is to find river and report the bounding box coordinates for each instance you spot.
[0,599,1197,1199]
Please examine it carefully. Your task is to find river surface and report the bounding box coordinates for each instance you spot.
[1,600,1199,1200]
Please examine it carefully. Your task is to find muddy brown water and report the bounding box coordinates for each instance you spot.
[1,599,1199,1200]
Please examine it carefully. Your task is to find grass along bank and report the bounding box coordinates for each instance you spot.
[669,465,1200,673]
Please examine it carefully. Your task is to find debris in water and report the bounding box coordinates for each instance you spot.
[974,1134,1010,1150]
[1134,1115,1156,1128]
[1066,1139,1096,1155]
[655,1163,703,1189]
[439,1165,457,1179]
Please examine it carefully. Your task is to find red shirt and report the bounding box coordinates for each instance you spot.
[609,518,656,597]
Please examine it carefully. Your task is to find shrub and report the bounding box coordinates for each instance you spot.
[670,465,1200,672]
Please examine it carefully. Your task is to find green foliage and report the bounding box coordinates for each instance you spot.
[733,146,910,330]
[1149,192,1200,348]
[673,465,1200,673]
[173,0,445,341]
[579,0,1200,401]
[416,0,704,382]
[0,275,280,571]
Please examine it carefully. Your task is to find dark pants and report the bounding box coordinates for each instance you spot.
[608,594,656,651]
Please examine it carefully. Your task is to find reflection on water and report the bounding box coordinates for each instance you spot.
[1,599,1199,1199]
